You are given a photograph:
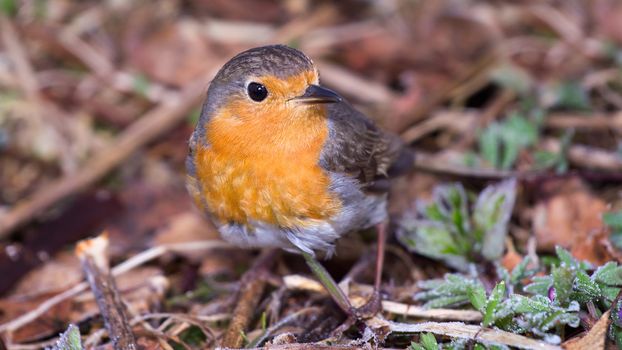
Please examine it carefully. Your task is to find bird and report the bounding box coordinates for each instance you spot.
[186,44,413,317]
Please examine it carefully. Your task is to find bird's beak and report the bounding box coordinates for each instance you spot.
[291,84,342,104]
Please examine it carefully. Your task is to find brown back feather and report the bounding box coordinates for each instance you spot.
[319,101,413,191]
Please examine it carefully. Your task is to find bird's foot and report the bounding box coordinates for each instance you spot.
[354,289,383,319]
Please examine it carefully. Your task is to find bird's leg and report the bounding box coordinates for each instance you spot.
[356,221,387,316]
[302,251,355,315]
[302,222,387,319]
[374,221,387,292]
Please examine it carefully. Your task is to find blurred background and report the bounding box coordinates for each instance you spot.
[1,0,622,347]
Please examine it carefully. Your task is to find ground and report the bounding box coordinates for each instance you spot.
[0,1,622,349]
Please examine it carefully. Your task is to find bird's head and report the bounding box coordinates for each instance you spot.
[197,45,342,155]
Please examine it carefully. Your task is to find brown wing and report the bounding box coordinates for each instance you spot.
[319,102,413,190]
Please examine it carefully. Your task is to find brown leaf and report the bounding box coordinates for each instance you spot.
[532,178,610,264]
[0,192,122,295]
[571,227,615,266]
[110,267,168,314]
[562,310,609,350]
[1,267,166,343]
[0,294,84,343]
[153,211,220,262]
[501,248,523,272]
[9,252,82,298]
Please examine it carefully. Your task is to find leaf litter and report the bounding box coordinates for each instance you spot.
[0,0,621,349]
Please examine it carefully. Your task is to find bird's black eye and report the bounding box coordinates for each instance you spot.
[247,82,268,102]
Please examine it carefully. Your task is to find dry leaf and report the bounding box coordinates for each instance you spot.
[153,211,220,262]
[9,252,82,298]
[1,267,166,343]
[532,178,609,264]
[562,310,609,350]
[501,247,523,272]
[571,227,615,266]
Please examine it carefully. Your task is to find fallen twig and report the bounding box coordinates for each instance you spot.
[392,51,498,134]
[413,151,518,179]
[57,21,174,103]
[228,345,372,350]
[414,151,622,183]
[76,234,137,350]
[541,138,622,171]
[453,88,516,150]
[222,249,280,348]
[382,301,482,322]
[0,13,79,174]
[385,320,562,350]
[302,20,387,54]
[272,5,337,45]
[82,311,223,348]
[248,307,321,347]
[0,14,40,102]
[401,110,477,144]
[317,61,397,105]
[545,112,622,133]
[528,4,602,59]
[5,339,60,350]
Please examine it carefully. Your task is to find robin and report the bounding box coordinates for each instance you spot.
[186,45,413,317]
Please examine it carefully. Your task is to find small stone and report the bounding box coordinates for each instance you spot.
[268,332,297,345]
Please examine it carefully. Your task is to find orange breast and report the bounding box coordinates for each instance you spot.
[193,99,341,228]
